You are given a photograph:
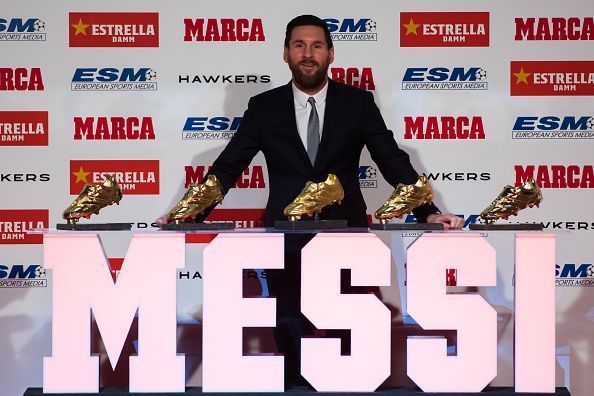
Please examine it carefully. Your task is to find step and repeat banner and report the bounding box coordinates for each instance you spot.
[1,0,593,395]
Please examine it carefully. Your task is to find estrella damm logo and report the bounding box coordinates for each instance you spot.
[70,160,160,195]
[0,18,46,41]
[182,116,242,140]
[400,12,489,47]
[0,111,48,146]
[402,67,487,90]
[69,12,159,47]
[511,61,594,96]
[323,18,377,41]
[0,209,48,244]
[512,115,594,139]
[71,68,157,91]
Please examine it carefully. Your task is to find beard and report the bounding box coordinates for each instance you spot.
[287,58,329,90]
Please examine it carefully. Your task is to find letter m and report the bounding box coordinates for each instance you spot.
[515,18,535,40]
[560,263,591,278]
[43,234,185,393]
[73,117,95,140]
[515,165,534,187]
[342,18,369,32]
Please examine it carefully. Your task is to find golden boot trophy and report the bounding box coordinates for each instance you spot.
[478,178,543,225]
[374,176,434,224]
[167,174,225,224]
[61,174,123,228]
[276,174,347,230]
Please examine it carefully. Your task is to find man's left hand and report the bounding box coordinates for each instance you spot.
[426,213,464,229]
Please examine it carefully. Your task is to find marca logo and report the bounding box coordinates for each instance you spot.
[323,18,377,41]
[0,263,47,288]
[74,117,155,140]
[402,67,487,90]
[515,165,594,188]
[511,61,594,96]
[184,18,264,42]
[423,172,491,182]
[184,165,265,189]
[0,68,44,91]
[70,160,159,195]
[0,111,48,146]
[330,67,375,91]
[556,263,594,287]
[0,18,45,41]
[0,209,48,244]
[512,115,594,139]
[400,12,489,47]
[178,74,270,84]
[207,208,266,228]
[69,12,159,47]
[358,165,378,188]
[182,116,242,140]
[406,214,480,229]
[404,116,485,139]
[515,17,594,41]
[71,68,157,91]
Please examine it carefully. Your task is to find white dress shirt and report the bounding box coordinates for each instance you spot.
[292,79,328,150]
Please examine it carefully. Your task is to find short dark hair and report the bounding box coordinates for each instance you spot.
[284,15,333,49]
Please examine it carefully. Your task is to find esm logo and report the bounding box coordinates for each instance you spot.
[71,68,157,91]
[358,166,378,188]
[556,263,594,287]
[0,18,46,41]
[330,68,375,91]
[0,264,47,288]
[323,18,377,41]
[402,67,487,90]
[512,115,594,139]
[182,116,242,140]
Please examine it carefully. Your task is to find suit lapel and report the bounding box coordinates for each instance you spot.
[283,81,314,171]
[314,79,338,169]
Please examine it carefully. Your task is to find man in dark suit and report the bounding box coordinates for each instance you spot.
[161,14,463,387]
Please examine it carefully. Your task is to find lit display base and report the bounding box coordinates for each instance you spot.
[162,222,235,230]
[370,222,444,230]
[56,223,132,231]
[469,223,544,231]
[23,386,571,395]
[274,219,348,230]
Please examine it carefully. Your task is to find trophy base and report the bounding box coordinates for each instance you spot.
[469,223,544,231]
[161,222,235,231]
[370,222,444,230]
[56,223,132,231]
[274,219,348,230]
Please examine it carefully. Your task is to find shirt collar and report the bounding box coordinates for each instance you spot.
[292,78,328,108]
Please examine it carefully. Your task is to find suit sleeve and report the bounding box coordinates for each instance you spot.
[208,97,261,193]
[362,91,440,222]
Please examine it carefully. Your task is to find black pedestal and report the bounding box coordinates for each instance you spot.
[370,223,444,230]
[161,222,235,230]
[56,223,132,231]
[469,223,544,231]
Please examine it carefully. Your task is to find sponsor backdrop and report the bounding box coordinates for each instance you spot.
[1,0,593,394]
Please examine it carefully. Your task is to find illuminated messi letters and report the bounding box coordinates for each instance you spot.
[43,232,554,393]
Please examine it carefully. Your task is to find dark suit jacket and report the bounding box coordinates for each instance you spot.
[209,79,439,227]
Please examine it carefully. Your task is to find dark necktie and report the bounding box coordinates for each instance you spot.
[307,97,320,165]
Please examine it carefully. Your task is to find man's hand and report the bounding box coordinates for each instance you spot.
[426,213,464,229]
[155,214,170,228]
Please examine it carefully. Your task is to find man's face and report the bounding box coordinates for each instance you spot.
[283,25,334,92]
